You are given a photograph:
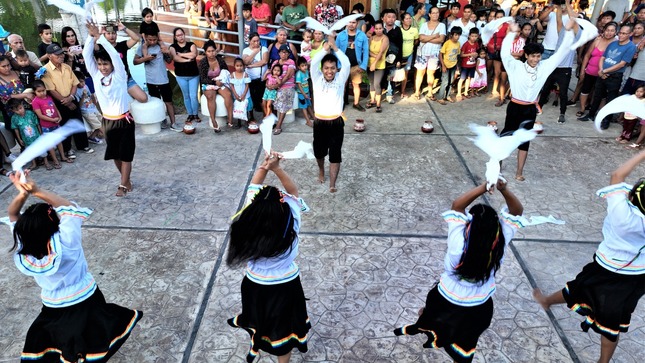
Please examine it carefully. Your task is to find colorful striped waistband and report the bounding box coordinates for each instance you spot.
[103,112,133,122]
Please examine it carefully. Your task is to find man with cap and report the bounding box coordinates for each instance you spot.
[41,43,93,158]
[310,32,350,193]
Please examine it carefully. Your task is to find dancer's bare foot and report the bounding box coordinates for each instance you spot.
[330,186,337,193]
[532,288,549,310]
[318,172,325,184]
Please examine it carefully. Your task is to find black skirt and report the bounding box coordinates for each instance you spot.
[103,115,136,162]
[21,287,143,362]
[228,276,311,362]
[393,284,493,363]
[563,258,645,342]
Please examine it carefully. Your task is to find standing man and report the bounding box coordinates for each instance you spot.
[539,3,570,60]
[538,0,580,124]
[40,44,93,159]
[310,33,350,193]
[382,8,403,104]
[578,24,636,129]
[406,0,431,20]
[282,0,309,41]
[251,0,275,47]
[314,0,340,29]
[337,18,369,111]
[448,4,475,46]
[603,0,631,24]
[512,1,543,44]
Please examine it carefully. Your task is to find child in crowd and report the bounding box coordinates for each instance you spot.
[14,50,38,91]
[229,57,255,126]
[36,23,58,64]
[7,171,143,362]
[437,27,461,105]
[274,3,285,25]
[470,48,488,96]
[29,80,72,166]
[134,33,179,131]
[457,28,479,101]
[139,7,162,59]
[394,178,525,363]
[241,3,258,48]
[8,99,54,171]
[295,57,314,127]
[262,64,282,117]
[618,85,645,145]
[299,30,313,63]
[74,71,104,144]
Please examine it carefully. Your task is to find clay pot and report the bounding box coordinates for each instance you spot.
[354,119,365,132]
[421,121,434,133]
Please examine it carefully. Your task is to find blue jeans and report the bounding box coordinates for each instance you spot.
[438,66,457,100]
[542,49,555,60]
[175,75,200,115]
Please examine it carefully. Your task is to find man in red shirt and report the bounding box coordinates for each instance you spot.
[252,0,275,46]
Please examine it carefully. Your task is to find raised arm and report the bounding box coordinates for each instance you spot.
[83,33,99,77]
[497,178,523,216]
[451,183,489,214]
[501,25,521,72]
[8,171,71,221]
[610,150,645,185]
[97,35,126,78]
[251,152,298,197]
[327,33,350,81]
[310,45,326,82]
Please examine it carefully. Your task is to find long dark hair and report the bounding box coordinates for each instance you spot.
[172,27,185,45]
[227,186,296,266]
[61,26,78,47]
[454,204,505,284]
[11,203,60,259]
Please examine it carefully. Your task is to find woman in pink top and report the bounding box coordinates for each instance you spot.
[271,44,296,135]
[577,22,618,117]
[486,10,509,107]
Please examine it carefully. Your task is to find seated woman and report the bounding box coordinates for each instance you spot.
[199,40,233,132]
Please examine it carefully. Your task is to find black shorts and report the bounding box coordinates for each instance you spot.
[313,117,344,163]
[500,101,537,151]
[147,83,173,102]
[460,67,476,80]
[581,74,598,94]
[103,116,136,162]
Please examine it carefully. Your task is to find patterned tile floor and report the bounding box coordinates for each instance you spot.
[0,91,642,362]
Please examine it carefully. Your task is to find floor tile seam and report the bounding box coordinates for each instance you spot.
[299,231,599,245]
[180,142,264,363]
[508,241,581,363]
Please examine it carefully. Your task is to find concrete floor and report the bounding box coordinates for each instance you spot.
[0,90,643,363]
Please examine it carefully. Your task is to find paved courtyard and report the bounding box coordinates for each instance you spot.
[0,91,643,363]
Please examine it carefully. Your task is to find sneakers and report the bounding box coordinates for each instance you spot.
[169,123,183,132]
[83,147,94,154]
[577,114,592,122]
[566,100,576,107]
[600,118,610,130]
[88,137,104,144]
[66,150,77,159]
[386,95,395,104]
[558,114,565,123]
[160,120,169,129]
[353,103,366,112]
[5,153,17,162]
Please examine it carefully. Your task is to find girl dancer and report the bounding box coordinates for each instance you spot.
[227,152,310,363]
[83,22,135,197]
[394,178,526,363]
[7,170,142,362]
[534,151,645,363]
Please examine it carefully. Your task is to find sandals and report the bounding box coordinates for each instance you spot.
[46,164,54,171]
[365,102,376,109]
[495,99,506,107]
[115,185,128,197]
[575,111,585,117]
[436,99,447,105]
[515,175,526,182]
[273,128,282,135]
[375,106,382,113]
[63,158,74,163]
[53,163,62,169]
[194,115,202,123]
[213,127,221,133]
[627,143,642,149]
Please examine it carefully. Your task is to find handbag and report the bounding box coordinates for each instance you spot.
[392,67,406,82]
[233,99,248,120]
